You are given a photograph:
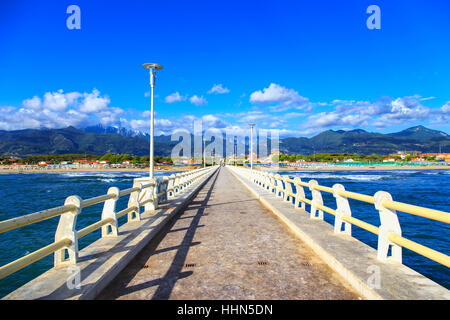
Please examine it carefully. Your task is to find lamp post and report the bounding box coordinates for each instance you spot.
[142,63,163,179]
[249,123,255,170]
[203,137,206,168]
[233,138,237,167]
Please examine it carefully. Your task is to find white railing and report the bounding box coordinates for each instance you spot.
[0,166,217,280]
[229,166,450,268]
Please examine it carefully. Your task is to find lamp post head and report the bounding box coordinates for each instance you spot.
[142,63,163,70]
[143,63,163,87]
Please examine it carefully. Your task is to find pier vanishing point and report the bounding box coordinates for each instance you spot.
[0,165,449,300]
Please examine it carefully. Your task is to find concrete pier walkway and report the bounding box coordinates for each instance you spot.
[97,167,359,300]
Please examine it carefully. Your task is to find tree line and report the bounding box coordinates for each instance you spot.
[0,153,173,165]
[274,153,422,163]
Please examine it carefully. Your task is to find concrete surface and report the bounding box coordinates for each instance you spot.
[97,167,359,300]
[228,166,450,300]
[3,168,217,300]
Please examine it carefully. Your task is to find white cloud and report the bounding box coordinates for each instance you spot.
[22,96,42,110]
[22,90,83,112]
[201,114,227,128]
[42,90,70,111]
[78,89,110,113]
[0,89,127,130]
[303,95,436,130]
[431,101,450,123]
[189,95,207,106]
[250,83,309,108]
[208,84,230,94]
[165,92,187,103]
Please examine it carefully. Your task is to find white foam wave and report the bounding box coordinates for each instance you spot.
[58,172,147,179]
[285,173,384,181]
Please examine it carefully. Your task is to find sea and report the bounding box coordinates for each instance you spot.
[0,169,449,298]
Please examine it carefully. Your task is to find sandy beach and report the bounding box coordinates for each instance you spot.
[262,165,450,172]
[0,165,201,174]
[1,164,449,174]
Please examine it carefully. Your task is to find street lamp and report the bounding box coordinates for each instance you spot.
[142,63,163,179]
[249,124,255,170]
[203,137,206,168]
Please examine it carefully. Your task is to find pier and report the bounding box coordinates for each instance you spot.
[0,166,449,300]
[97,167,357,300]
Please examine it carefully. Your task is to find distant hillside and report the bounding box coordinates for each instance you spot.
[387,125,449,140]
[0,125,448,157]
[0,126,176,157]
[280,126,450,155]
[83,124,149,139]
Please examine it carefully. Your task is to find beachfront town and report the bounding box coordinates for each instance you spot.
[0,151,449,171]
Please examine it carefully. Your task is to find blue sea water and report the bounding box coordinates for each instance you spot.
[0,171,175,298]
[0,169,448,298]
[275,169,450,291]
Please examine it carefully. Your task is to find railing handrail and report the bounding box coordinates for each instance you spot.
[279,172,449,223]
[0,205,76,234]
[0,166,218,282]
[233,166,450,269]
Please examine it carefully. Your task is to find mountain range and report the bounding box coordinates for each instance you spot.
[0,125,448,157]
[280,126,449,155]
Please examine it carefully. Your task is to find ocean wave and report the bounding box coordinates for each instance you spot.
[286,173,384,181]
[57,172,147,179]
[340,175,384,181]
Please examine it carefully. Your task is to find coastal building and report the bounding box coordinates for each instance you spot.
[397,151,422,156]
[259,151,281,164]
[422,153,450,157]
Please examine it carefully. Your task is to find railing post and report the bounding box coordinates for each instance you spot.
[150,178,159,210]
[182,172,186,187]
[174,173,181,194]
[263,173,268,190]
[309,180,324,220]
[179,173,185,191]
[332,184,352,236]
[127,181,142,222]
[275,174,284,198]
[54,195,82,267]
[374,191,402,263]
[160,176,169,202]
[269,173,276,193]
[283,177,293,202]
[101,187,119,237]
[138,180,157,211]
[293,177,306,210]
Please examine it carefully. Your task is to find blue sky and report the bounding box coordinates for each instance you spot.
[0,0,449,137]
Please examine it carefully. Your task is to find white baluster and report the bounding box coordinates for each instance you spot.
[374,191,402,263]
[54,195,82,266]
[101,187,119,237]
[309,180,324,220]
[332,184,352,236]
